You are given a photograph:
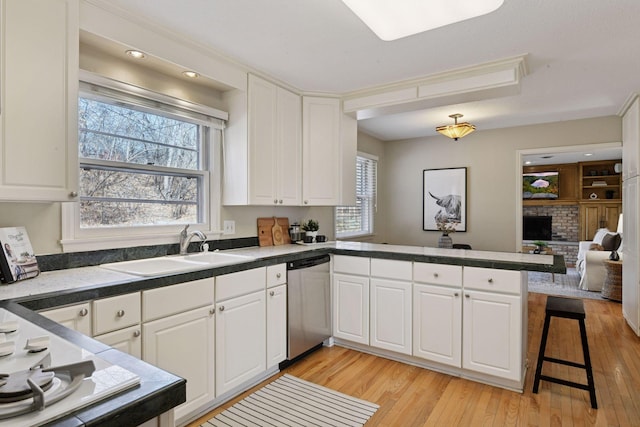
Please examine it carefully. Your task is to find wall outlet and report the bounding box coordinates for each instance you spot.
[223,220,235,235]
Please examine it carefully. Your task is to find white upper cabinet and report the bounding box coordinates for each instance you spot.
[223,75,301,205]
[302,96,341,206]
[0,0,79,201]
[622,95,639,181]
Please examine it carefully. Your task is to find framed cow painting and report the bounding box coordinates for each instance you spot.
[423,167,467,232]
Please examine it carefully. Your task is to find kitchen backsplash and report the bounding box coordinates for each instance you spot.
[36,237,259,272]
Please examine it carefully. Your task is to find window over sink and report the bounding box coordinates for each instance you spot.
[61,72,226,252]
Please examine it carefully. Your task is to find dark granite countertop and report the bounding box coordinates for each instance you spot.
[0,241,565,425]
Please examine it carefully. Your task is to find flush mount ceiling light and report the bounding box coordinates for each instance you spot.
[341,0,504,41]
[436,114,476,141]
[182,71,199,78]
[125,50,145,59]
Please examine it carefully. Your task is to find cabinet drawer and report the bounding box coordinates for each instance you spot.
[266,264,286,288]
[216,267,266,302]
[142,278,215,322]
[370,258,412,281]
[332,255,369,276]
[93,293,141,336]
[463,267,522,295]
[414,263,462,287]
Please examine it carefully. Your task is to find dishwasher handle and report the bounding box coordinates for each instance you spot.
[287,254,330,270]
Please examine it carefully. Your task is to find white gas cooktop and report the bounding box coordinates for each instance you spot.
[0,308,140,426]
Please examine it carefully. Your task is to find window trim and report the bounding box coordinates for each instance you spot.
[61,72,225,253]
[335,152,378,239]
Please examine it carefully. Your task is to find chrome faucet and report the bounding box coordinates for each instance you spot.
[179,225,207,255]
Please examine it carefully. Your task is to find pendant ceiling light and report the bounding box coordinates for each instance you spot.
[341,0,505,41]
[436,114,476,141]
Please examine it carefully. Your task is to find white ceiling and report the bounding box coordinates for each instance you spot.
[95,0,640,143]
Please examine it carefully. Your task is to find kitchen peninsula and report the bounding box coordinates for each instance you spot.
[0,242,564,426]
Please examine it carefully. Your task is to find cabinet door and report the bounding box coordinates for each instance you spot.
[622,96,639,180]
[39,302,91,336]
[215,291,266,396]
[0,0,78,201]
[276,86,302,205]
[581,203,622,240]
[94,325,142,359]
[413,284,461,367]
[462,290,521,381]
[622,178,640,332]
[302,96,341,205]
[333,273,369,344]
[248,75,278,205]
[143,306,215,421]
[370,278,412,355]
[266,284,287,369]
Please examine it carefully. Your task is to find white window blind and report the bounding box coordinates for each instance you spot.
[336,154,378,237]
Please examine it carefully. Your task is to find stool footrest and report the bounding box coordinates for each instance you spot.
[542,356,587,370]
[538,375,591,391]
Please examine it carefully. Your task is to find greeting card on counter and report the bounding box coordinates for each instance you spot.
[0,227,40,284]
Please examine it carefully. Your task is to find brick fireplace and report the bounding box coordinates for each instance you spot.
[523,204,579,266]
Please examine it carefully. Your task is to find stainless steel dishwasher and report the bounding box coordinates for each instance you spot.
[285,254,331,364]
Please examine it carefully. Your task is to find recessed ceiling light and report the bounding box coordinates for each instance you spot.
[125,50,145,59]
[182,71,199,79]
[341,0,505,41]
[584,153,593,157]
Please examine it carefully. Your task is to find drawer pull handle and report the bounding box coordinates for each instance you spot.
[465,294,470,298]
[116,310,125,317]
[274,199,278,204]
[270,290,275,296]
[133,330,141,338]
[69,191,78,198]
[219,306,225,312]
[454,292,459,297]
[433,273,439,278]
[488,278,494,284]
[209,308,216,315]
[78,308,88,317]
[276,273,282,279]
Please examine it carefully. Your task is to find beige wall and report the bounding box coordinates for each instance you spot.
[380,116,622,252]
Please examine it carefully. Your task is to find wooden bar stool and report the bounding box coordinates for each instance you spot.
[532,296,597,409]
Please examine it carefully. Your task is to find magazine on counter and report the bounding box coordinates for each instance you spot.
[0,227,40,284]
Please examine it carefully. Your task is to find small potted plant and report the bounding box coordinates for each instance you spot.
[532,240,548,254]
[302,219,319,242]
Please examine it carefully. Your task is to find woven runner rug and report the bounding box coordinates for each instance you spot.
[202,374,379,427]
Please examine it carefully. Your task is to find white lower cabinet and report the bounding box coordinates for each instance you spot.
[462,290,521,381]
[39,302,91,335]
[370,278,412,355]
[462,267,524,382]
[333,273,369,345]
[413,284,462,367]
[266,284,287,369]
[412,263,463,367]
[215,290,266,396]
[143,305,215,421]
[141,278,215,422]
[94,325,142,359]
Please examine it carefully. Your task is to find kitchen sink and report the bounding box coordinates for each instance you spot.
[100,252,255,276]
[177,251,255,265]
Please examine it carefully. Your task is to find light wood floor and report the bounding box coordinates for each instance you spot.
[188,293,640,426]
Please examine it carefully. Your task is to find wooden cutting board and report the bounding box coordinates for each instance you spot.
[257,217,291,246]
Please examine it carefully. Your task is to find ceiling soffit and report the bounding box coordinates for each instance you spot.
[343,55,528,120]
